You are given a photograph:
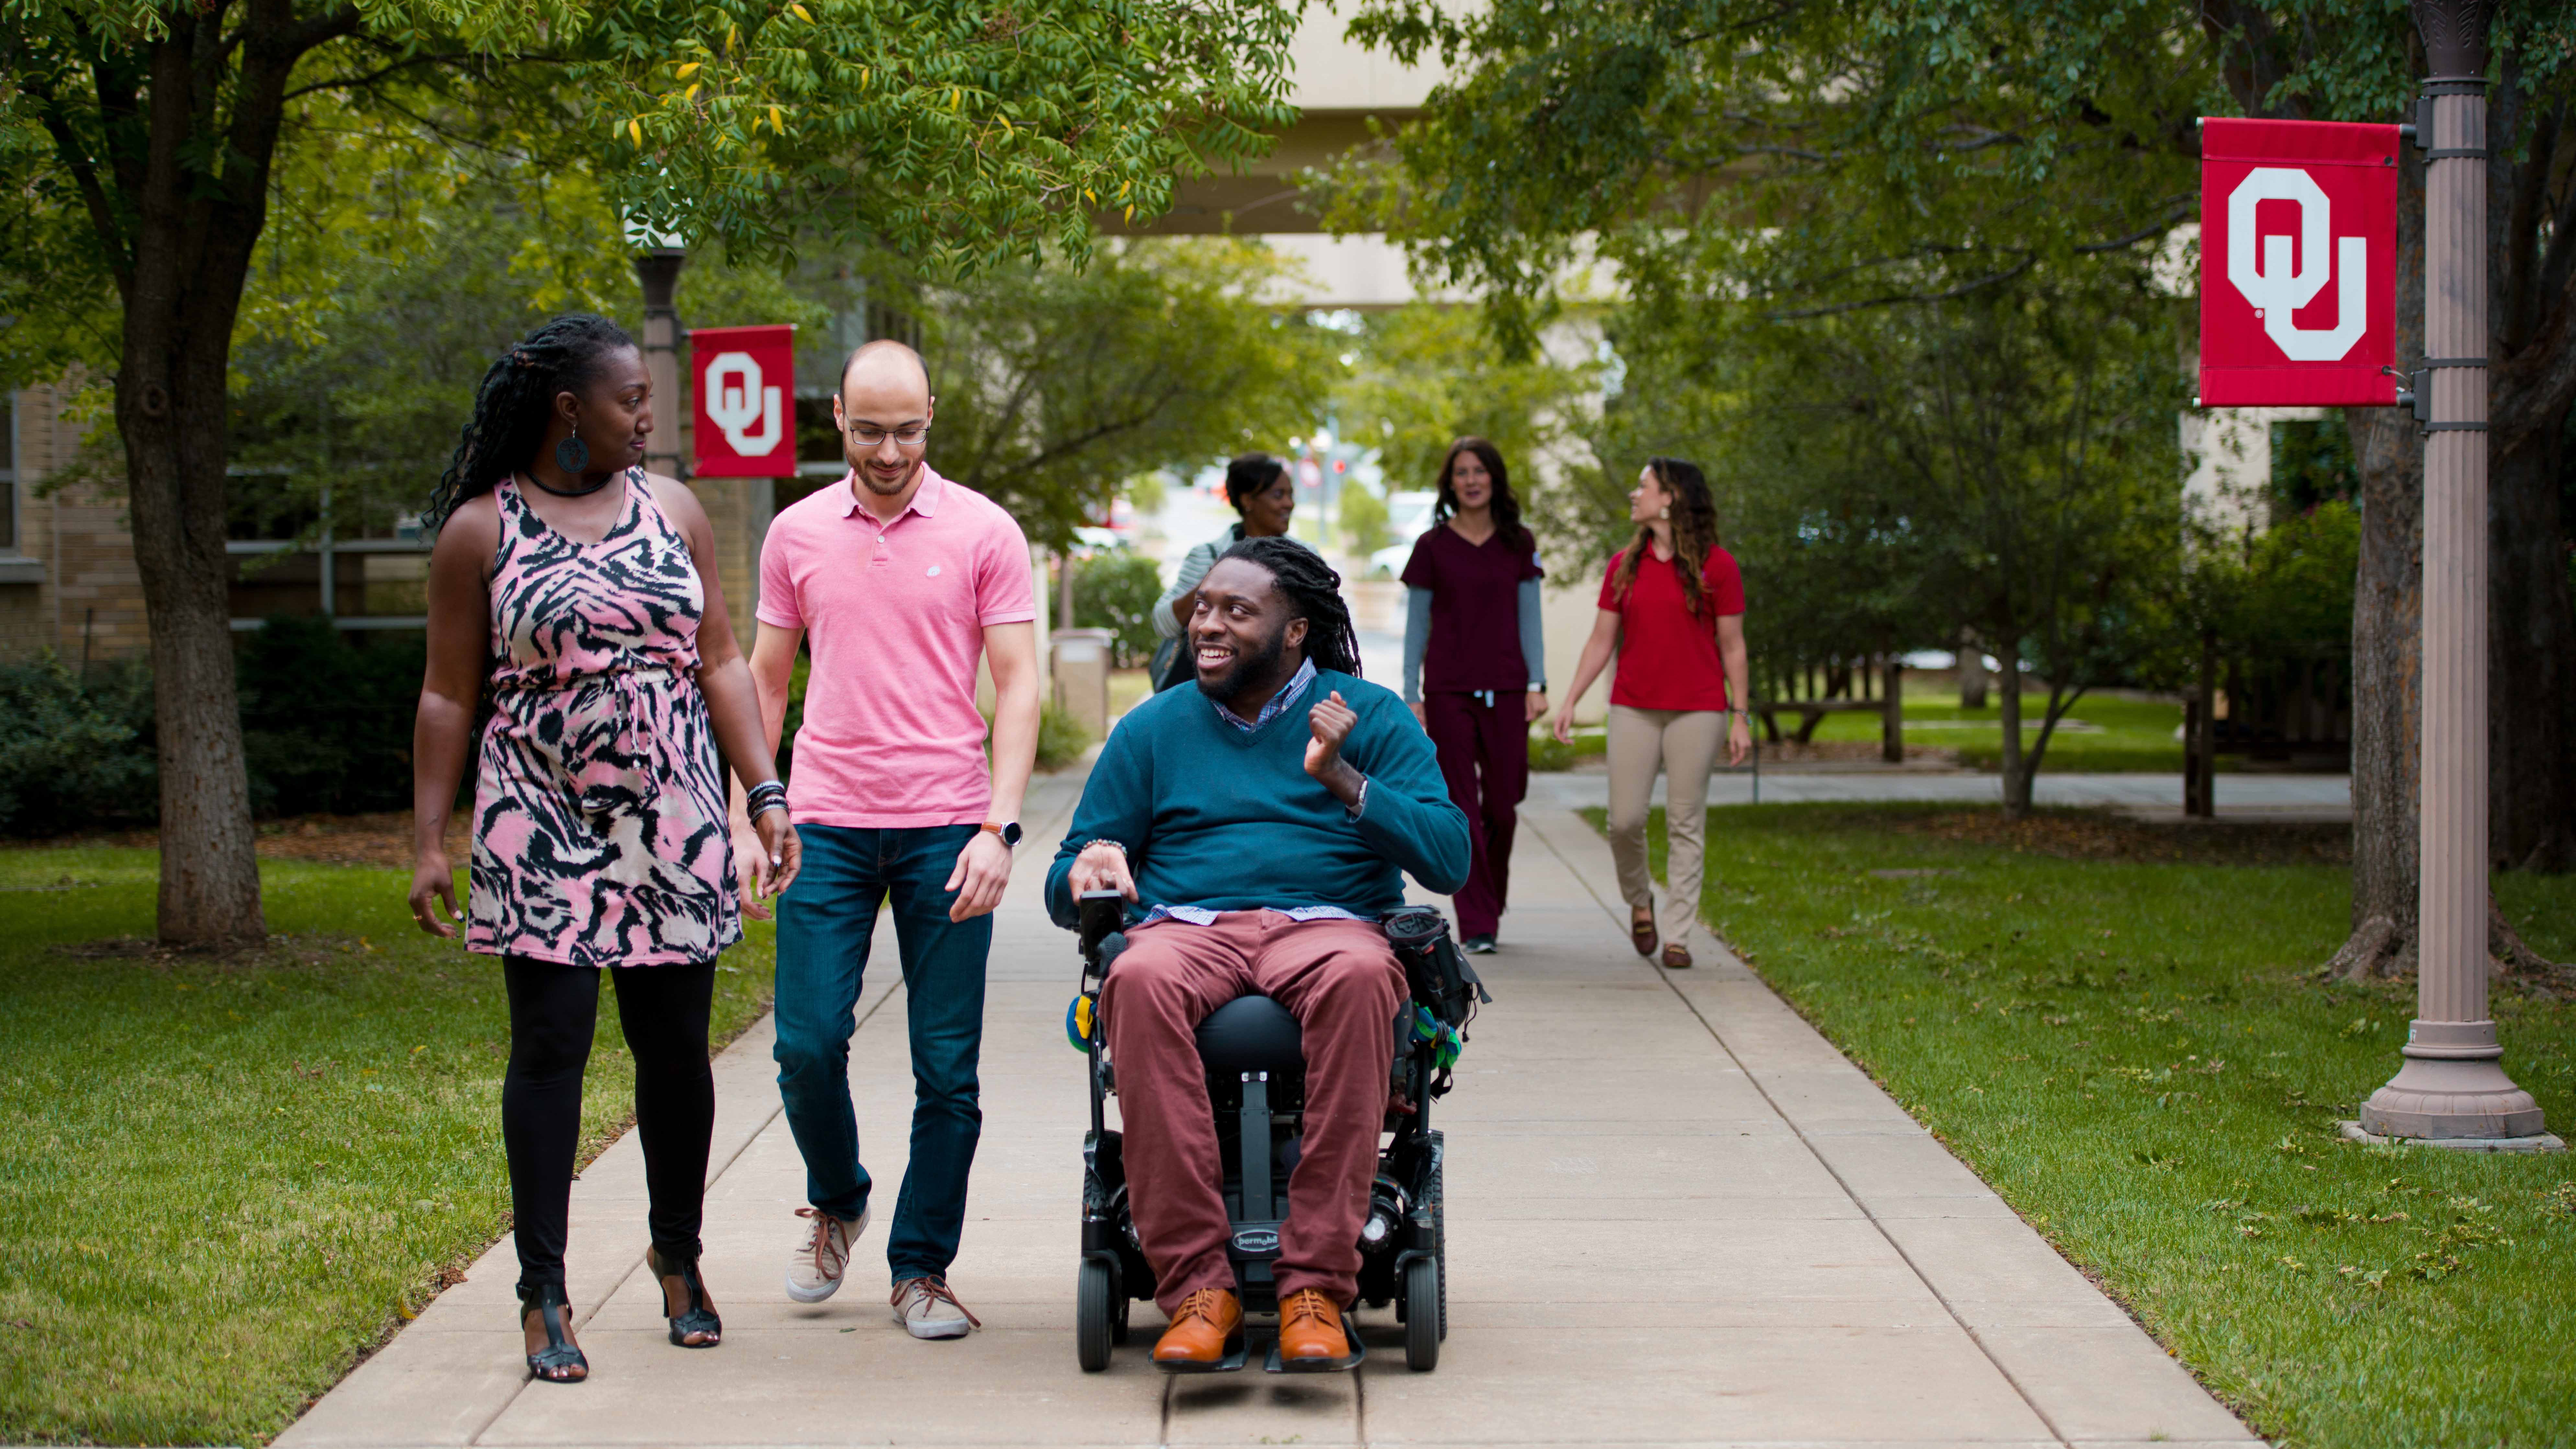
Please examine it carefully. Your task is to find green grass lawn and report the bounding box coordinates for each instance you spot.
[1805,690,2206,772]
[1609,802,2576,1449]
[0,849,776,1444]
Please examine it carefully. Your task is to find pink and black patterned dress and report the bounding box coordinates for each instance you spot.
[466,471,741,967]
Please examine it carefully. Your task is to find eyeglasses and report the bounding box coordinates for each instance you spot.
[845,422,930,448]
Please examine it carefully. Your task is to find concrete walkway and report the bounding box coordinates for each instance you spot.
[280,779,2259,1449]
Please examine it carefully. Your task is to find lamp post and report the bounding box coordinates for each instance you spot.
[2355,0,2553,1147]
[634,246,687,481]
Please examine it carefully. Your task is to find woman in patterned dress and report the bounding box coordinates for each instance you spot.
[407,315,801,1384]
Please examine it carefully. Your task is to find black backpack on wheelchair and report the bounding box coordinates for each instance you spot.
[1068,892,1489,1372]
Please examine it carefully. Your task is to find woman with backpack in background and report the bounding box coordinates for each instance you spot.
[1148,453,1313,692]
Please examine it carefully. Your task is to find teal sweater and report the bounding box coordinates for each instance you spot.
[1044,669,1472,927]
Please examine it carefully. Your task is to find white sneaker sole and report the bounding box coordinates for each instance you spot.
[895,1312,974,1340]
[782,1205,868,1304]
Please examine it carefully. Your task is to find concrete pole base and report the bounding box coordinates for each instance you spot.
[2340,1120,2564,1153]
[2357,1044,2547,1140]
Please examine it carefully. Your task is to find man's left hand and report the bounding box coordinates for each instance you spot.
[1305,691,1365,808]
[945,829,1013,921]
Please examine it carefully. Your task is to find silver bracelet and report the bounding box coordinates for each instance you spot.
[1083,838,1128,857]
[751,798,791,820]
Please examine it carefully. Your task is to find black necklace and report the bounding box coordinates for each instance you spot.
[522,467,617,499]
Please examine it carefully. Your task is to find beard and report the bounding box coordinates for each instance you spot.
[1195,620,1290,704]
[850,453,919,495]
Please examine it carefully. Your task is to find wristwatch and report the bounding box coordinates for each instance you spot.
[981,821,1023,849]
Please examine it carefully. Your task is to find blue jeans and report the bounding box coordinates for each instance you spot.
[773,823,990,1282]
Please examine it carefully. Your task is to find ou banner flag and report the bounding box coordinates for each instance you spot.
[691,324,798,477]
[2199,118,2400,407]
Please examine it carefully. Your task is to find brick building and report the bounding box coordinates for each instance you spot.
[0,384,152,665]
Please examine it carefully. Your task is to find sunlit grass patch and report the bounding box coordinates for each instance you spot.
[1602,802,2576,1449]
[0,848,775,1444]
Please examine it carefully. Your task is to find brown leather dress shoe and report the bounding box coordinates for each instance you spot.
[1276,1288,1360,1371]
[1152,1287,1243,1372]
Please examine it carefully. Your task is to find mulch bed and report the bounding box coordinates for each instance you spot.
[1892,808,2352,867]
[10,811,470,868]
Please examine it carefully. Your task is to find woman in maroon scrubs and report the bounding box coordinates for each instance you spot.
[1400,437,1546,954]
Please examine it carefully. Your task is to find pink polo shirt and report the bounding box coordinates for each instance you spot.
[756,465,1036,827]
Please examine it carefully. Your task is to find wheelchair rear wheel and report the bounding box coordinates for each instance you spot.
[1076,1257,1116,1372]
[1403,1255,1441,1370]
[1428,1151,1448,1342]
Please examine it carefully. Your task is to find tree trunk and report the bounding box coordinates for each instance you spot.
[1998,650,2030,817]
[121,353,264,948]
[108,20,299,950]
[2484,52,2576,874]
[2331,152,2427,981]
[2187,628,2217,818]
[2489,414,2576,870]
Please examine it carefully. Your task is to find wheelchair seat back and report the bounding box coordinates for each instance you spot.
[1193,994,1304,1073]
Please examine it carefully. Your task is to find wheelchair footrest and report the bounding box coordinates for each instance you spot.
[1263,1313,1367,1374]
[1155,1336,1249,1374]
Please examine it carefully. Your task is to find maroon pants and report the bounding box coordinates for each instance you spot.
[1101,913,1403,1313]
[1423,692,1529,938]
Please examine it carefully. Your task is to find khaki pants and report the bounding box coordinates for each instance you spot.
[1605,704,1724,946]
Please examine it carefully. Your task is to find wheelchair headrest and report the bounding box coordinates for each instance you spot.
[1194,994,1305,1073]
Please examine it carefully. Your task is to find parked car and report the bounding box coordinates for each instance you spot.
[1365,491,1442,578]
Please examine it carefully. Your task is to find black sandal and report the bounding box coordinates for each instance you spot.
[651,1245,723,1348]
[518,1284,588,1383]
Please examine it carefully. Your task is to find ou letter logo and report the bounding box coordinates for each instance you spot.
[702,351,784,456]
[2226,167,2368,362]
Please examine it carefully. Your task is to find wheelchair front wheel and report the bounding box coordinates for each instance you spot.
[1402,1255,1441,1371]
[1077,1257,1116,1372]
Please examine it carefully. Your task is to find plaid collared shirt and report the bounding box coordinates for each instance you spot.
[1212,656,1317,732]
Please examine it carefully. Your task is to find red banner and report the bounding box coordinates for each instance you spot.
[2198,118,2400,407]
[690,324,797,477]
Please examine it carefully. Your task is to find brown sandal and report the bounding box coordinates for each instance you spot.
[1661,943,1694,970]
[1630,907,1658,957]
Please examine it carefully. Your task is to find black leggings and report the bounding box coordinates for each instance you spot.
[502,955,717,1294]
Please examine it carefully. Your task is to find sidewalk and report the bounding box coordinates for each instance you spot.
[279,778,2260,1449]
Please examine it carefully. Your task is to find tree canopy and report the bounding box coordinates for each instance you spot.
[0,0,1304,946]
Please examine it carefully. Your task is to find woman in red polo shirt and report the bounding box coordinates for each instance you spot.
[1400,437,1546,954]
[1551,457,1749,969]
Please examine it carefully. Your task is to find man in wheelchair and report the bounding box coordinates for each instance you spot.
[1045,537,1470,1372]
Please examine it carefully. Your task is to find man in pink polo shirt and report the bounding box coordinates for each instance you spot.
[731,339,1040,1340]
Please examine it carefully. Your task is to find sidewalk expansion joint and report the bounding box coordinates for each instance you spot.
[1527,810,2079,1449]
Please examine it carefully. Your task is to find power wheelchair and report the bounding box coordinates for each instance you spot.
[1066,891,1489,1373]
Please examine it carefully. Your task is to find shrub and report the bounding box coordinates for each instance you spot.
[234,616,423,816]
[0,656,158,834]
[1339,481,1392,555]
[1071,548,1165,668]
[1036,700,1091,772]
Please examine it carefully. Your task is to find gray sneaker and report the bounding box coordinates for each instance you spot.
[785,1205,867,1304]
[890,1275,981,1340]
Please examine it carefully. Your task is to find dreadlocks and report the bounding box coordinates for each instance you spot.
[424,315,637,531]
[1219,535,1363,677]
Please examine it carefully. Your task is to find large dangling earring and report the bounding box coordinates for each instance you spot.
[555,435,590,474]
